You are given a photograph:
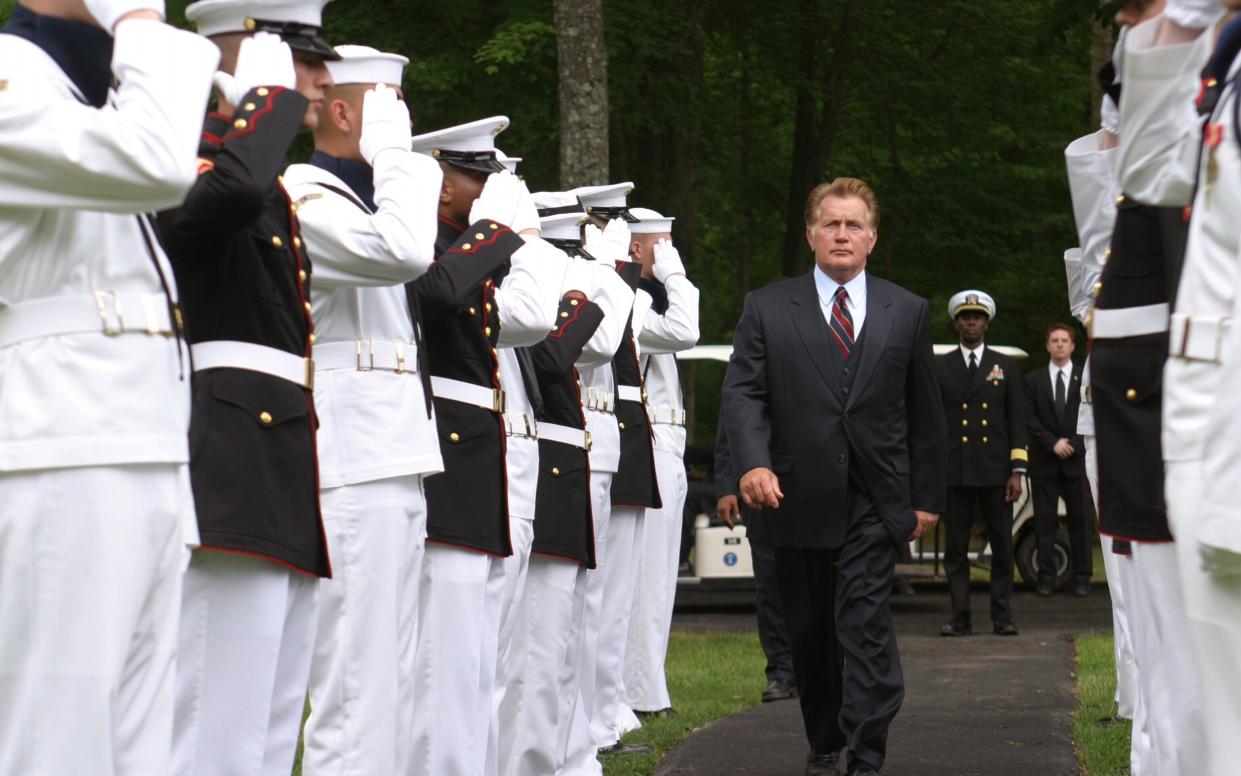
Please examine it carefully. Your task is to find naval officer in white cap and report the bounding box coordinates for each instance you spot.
[280,45,444,776]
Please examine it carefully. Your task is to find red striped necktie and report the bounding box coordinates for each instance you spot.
[828,286,855,357]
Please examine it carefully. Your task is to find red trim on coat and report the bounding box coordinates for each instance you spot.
[447,226,512,256]
[222,87,285,142]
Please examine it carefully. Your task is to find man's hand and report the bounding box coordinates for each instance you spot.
[739,467,783,510]
[602,218,633,265]
[214,32,296,109]
[1005,473,1023,503]
[909,510,939,541]
[583,223,627,265]
[468,170,521,227]
[86,0,163,33]
[652,238,686,283]
[358,84,412,166]
[1053,438,1076,459]
[716,495,741,530]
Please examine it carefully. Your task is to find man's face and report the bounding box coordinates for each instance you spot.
[955,311,989,347]
[1115,0,1165,26]
[293,52,333,131]
[631,233,668,279]
[439,163,487,223]
[1046,329,1075,363]
[806,195,876,281]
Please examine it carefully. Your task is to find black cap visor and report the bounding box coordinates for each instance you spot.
[433,149,506,174]
[585,205,638,223]
[250,18,340,60]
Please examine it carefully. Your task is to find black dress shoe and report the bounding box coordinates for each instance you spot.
[849,768,879,776]
[892,575,917,596]
[1035,581,1054,597]
[597,741,652,756]
[1096,714,1128,727]
[940,622,972,637]
[804,750,841,775]
[635,706,677,719]
[993,621,1019,636]
[762,678,798,702]
[1073,580,1090,597]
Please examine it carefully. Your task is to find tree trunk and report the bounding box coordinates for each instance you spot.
[554,0,610,188]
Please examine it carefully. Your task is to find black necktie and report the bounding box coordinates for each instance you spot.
[967,352,977,376]
[1055,369,1066,418]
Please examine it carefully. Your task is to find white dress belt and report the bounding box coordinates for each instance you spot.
[313,339,417,374]
[191,340,314,389]
[431,375,505,413]
[1170,313,1231,364]
[0,291,177,347]
[502,411,537,439]
[1089,303,1170,339]
[584,387,615,414]
[538,422,592,451]
[648,406,687,426]
[617,385,644,403]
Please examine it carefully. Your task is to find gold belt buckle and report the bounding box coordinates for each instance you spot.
[305,358,315,391]
[94,290,124,336]
[584,430,592,452]
[356,337,374,371]
[493,388,506,414]
[395,342,406,374]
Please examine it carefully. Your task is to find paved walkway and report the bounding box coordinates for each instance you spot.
[656,585,1114,776]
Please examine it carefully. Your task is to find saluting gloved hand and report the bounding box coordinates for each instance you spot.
[469,170,523,227]
[83,0,163,33]
[509,179,541,236]
[1165,0,1225,29]
[1100,94,1120,136]
[583,223,625,266]
[602,218,633,263]
[652,238,687,283]
[359,84,412,166]
[213,32,296,110]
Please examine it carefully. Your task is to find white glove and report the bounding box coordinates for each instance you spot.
[84,0,163,33]
[1100,94,1120,136]
[583,223,626,265]
[509,180,541,235]
[603,218,632,262]
[469,170,522,227]
[652,238,687,283]
[1164,0,1225,29]
[213,32,296,109]
[359,84,412,166]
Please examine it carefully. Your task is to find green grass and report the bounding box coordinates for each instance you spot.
[1073,632,1131,776]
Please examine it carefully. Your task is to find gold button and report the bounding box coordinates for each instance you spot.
[552,467,561,476]
[475,232,485,240]
[484,326,492,337]
[961,419,968,427]
[304,301,312,313]
[271,235,283,248]
[298,269,308,283]
[243,102,256,111]
[449,432,460,443]
[1092,282,1102,298]
[982,436,989,444]
[485,303,493,313]
[293,236,302,249]
[259,411,273,426]
[469,307,477,316]
[619,422,626,430]
[560,311,569,318]
[462,243,472,250]
[308,333,317,345]
[244,17,257,30]
[570,299,580,306]
[992,380,999,387]
[490,223,499,230]
[981,419,988,427]
[1116,195,1126,205]
[982,402,988,410]
[962,436,969,444]
[961,403,968,410]
[256,87,269,97]
[233,118,248,130]
[1126,388,1137,401]
[1104,248,1112,260]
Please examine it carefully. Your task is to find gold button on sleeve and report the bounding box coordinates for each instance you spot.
[461,243,472,250]
[259,411,273,426]
[560,311,569,318]
[256,87,269,96]
[233,118,248,130]
[243,102,256,112]
[475,232,485,240]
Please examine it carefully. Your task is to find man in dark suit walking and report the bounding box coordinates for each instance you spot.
[722,177,945,776]
[936,291,1027,638]
[1024,323,1092,597]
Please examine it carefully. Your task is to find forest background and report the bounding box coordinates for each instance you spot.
[0,0,1119,442]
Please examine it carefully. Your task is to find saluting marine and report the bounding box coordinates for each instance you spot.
[935,291,1027,638]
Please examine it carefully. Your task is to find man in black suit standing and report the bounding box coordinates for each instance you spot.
[936,291,1027,638]
[722,177,945,776]
[1024,323,1092,597]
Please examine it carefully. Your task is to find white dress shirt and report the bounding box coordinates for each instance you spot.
[1048,361,1072,399]
[960,342,986,369]
[813,266,866,336]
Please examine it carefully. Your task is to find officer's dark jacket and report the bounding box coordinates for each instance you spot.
[610,262,661,510]
[156,89,329,577]
[526,294,605,567]
[411,215,526,556]
[935,346,1028,489]
[1090,200,1184,542]
[1024,362,1086,479]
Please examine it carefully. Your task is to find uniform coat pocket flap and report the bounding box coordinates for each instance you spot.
[209,370,309,427]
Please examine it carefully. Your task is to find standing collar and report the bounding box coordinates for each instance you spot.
[960,342,986,363]
[813,266,867,307]
[2,5,114,108]
[1048,360,1071,378]
[309,150,376,212]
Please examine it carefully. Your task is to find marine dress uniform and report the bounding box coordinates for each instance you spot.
[623,209,701,719]
[1119,9,1241,774]
[280,47,444,776]
[935,292,1027,636]
[405,118,566,776]
[158,4,338,773]
[0,7,217,773]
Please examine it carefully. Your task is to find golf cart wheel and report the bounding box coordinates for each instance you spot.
[1015,524,1072,590]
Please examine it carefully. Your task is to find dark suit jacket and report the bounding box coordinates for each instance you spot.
[935,347,1028,489]
[722,272,946,547]
[1024,362,1085,479]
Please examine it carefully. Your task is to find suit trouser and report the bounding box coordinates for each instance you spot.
[0,464,190,776]
[173,551,319,776]
[624,449,688,713]
[486,517,535,775]
[775,508,902,772]
[944,486,1013,625]
[302,475,426,776]
[1032,469,1092,584]
[751,538,796,683]
[1166,459,1241,776]
[558,470,613,776]
[591,506,645,747]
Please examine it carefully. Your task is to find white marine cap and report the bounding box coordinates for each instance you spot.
[539,212,588,242]
[629,207,675,235]
[186,0,338,59]
[533,190,586,217]
[948,289,996,320]
[410,116,509,173]
[571,182,636,221]
[326,44,408,86]
[496,148,521,174]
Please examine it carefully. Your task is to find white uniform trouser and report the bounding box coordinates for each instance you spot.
[173,551,319,776]
[302,475,427,776]
[497,557,588,776]
[623,448,687,715]
[486,517,535,776]
[591,505,645,747]
[0,464,190,776]
[558,471,613,776]
[1128,537,1206,776]
[1167,459,1241,776]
